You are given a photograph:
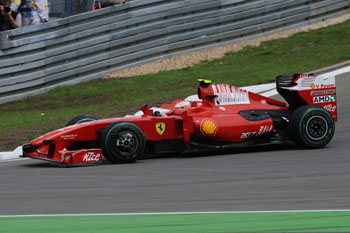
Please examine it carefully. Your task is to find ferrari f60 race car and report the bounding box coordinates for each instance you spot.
[22,73,337,165]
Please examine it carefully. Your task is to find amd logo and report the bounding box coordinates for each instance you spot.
[313,95,336,104]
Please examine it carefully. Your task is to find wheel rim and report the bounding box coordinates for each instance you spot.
[115,131,138,156]
[306,115,328,140]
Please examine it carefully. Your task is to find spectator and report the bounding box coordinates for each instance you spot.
[11,0,49,27]
[93,0,101,10]
[0,0,20,30]
[36,0,49,23]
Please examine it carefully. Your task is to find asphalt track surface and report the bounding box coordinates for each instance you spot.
[0,73,349,215]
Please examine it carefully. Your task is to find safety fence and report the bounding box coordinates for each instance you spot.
[0,0,349,104]
[49,0,66,17]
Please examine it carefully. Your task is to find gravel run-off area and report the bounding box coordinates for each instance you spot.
[104,13,350,79]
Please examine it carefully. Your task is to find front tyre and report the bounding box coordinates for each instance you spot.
[65,115,98,150]
[100,122,145,163]
[66,115,97,126]
[289,105,335,148]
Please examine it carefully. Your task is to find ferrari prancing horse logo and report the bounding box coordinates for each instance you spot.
[156,122,165,135]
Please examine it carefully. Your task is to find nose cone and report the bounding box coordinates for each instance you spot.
[29,124,82,145]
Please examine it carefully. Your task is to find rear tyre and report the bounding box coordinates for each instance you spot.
[289,105,335,148]
[66,115,97,126]
[100,122,145,163]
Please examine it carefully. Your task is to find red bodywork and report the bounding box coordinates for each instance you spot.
[292,74,337,122]
[22,75,336,165]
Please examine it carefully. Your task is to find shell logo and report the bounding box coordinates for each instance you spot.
[200,119,218,136]
[311,84,316,89]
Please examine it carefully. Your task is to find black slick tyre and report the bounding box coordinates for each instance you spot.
[289,105,335,148]
[100,122,145,163]
[66,115,97,126]
[65,115,97,150]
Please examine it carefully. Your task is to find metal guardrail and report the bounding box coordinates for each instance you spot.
[0,0,349,104]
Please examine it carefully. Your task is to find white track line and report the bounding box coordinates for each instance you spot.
[261,89,278,97]
[0,158,28,163]
[1,209,350,217]
[324,66,350,77]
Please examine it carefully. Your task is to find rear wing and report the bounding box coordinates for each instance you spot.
[276,73,337,122]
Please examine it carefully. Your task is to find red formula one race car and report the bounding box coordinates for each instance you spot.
[22,73,337,165]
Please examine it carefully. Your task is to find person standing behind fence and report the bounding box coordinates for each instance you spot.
[36,0,49,23]
[1,0,20,30]
[11,0,49,27]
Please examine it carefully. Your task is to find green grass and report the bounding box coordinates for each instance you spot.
[0,19,349,150]
[1,211,350,233]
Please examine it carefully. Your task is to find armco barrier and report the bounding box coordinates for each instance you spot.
[0,0,349,104]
